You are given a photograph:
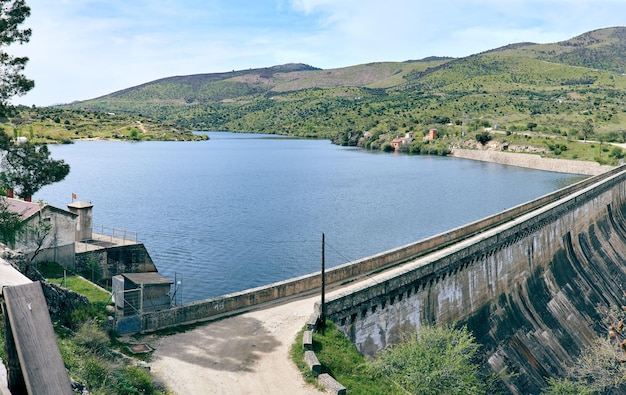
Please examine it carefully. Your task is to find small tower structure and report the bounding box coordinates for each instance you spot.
[67,201,93,241]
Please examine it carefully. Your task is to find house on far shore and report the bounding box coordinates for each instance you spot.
[423,128,438,142]
[4,197,78,265]
[391,132,414,151]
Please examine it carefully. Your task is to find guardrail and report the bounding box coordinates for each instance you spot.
[93,224,138,243]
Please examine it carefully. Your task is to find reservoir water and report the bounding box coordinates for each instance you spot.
[36,132,585,302]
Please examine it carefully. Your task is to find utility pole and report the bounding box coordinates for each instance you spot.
[319,232,326,329]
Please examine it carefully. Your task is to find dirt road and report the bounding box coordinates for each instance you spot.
[149,295,323,394]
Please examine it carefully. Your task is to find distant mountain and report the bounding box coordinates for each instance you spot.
[66,27,626,141]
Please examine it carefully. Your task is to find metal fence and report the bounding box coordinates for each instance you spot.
[93,224,138,243]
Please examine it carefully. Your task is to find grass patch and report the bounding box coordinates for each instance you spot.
[39,261,111,305]
[290,321,403,394]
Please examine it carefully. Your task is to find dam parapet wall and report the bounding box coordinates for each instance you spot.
[138,167,625,333]
[323,166,626,393]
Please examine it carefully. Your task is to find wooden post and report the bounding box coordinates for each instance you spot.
[319,232,326,329]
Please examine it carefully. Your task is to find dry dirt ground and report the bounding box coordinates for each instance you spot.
[148,294,324,395]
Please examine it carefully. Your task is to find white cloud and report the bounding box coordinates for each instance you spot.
[8,0,626,106]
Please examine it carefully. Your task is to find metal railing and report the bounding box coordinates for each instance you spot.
[93,224,138,243]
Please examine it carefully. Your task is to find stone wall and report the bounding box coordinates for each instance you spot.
[322,167,626,393]
[75,243,157,287]
[1,249,88,317]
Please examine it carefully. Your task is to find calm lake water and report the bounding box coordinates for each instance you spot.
[36,132,585,302]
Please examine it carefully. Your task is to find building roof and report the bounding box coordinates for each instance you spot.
[122,272,173,286]
[3,197,77,221]
[68,201,93,209]
[4,197,45,220]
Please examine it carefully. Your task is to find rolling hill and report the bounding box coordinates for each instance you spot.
[37,26,626,160]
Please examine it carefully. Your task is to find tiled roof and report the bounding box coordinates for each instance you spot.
[3,197,44,220]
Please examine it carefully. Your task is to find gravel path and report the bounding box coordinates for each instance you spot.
[148,295,323,395]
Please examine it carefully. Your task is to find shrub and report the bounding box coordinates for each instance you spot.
[114,366,156,395]
[74,319,110,355]
[381,142,395,152]
[369,325,487,395]
[475,131,492,145]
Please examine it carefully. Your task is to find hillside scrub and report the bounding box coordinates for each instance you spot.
[292,320,502,394]
[5,29,626,159]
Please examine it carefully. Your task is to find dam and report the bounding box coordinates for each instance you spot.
[124,164,626,393]
[322,165,626,393]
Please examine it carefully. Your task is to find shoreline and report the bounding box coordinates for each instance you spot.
[451,148,616,176]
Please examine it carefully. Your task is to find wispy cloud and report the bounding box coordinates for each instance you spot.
[9,0,626,106]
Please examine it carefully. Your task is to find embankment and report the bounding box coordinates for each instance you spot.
[451,148,615,175]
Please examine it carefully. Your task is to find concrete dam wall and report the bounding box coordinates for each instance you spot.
[323,166,626,393]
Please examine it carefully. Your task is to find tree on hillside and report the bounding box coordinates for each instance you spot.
[0,197,23,244]
[475,131,492,145]
[0,0,34,116]
[582,119,594,141]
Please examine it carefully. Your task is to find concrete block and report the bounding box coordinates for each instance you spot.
[306,313,318,330]
[318,373,346,395]
[304,350,321,375]
[303,330,313,350]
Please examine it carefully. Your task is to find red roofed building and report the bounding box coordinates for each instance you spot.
[390,132,414,151]
[423,128,438,142]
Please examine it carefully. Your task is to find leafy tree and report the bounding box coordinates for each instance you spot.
[527,122,538,131]
[0,133,70,198]
[370,325,487,395]
[0,196,23,244]
[582,119,594,141]
[0,0,34,115]
[475,131,492,145]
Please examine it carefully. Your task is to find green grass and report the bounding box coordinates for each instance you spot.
[32,261,169,394]
[38,261,112,305]
[291,321,404,394]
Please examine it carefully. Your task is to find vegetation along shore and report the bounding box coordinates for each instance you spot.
[2,27,626,169]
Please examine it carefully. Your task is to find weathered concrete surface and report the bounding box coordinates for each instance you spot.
[324,167,626,393]
[451,148,616,176]
[2,282,72,394]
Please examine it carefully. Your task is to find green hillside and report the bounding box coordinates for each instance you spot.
[9,27,626,162]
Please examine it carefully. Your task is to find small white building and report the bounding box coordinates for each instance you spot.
[5,197,78,265]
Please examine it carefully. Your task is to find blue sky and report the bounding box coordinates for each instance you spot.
[8,0,626,106]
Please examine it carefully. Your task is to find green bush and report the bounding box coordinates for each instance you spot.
[74,320,110,355]
[475,131,492,145]
[369,324,486,395]
[114,366,156,395]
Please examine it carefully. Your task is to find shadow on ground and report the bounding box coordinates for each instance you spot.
[150,315,282,373]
